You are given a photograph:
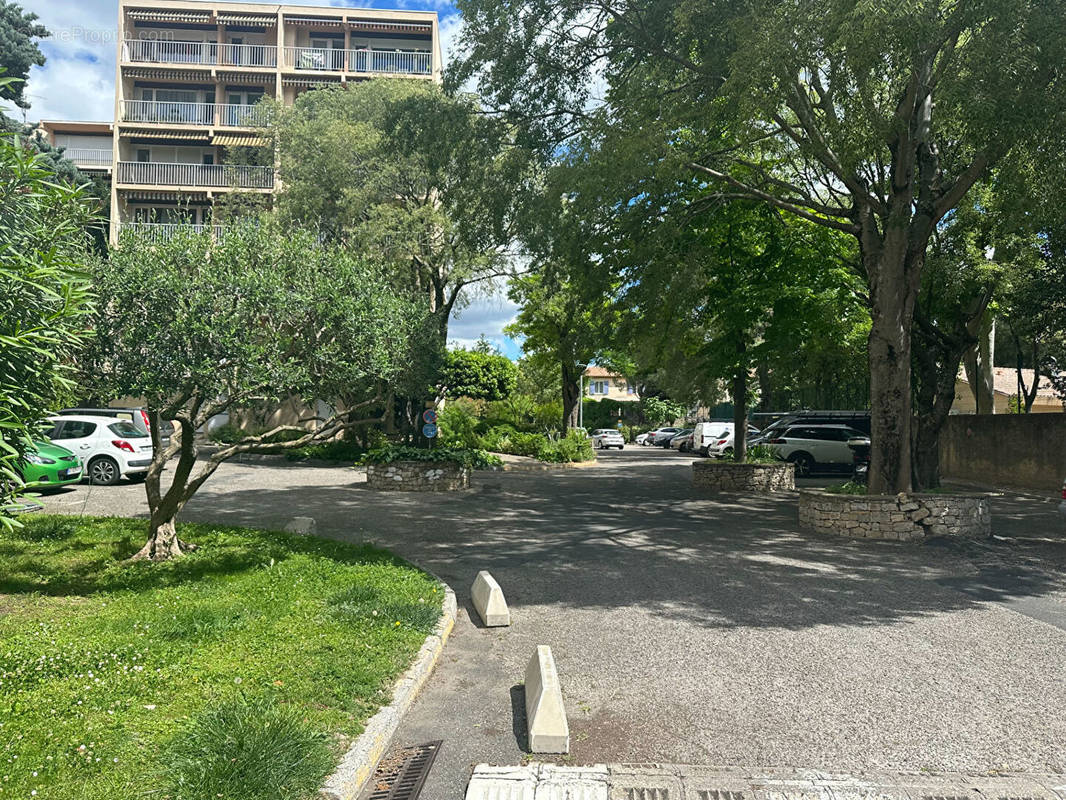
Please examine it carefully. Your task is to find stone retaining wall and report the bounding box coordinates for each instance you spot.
[798,490,991,541]
[692,461,795,492]
[366,460,471,492]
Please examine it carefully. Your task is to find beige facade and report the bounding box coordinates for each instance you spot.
[952,367,1063,414]
[36,120,115,174]
[108,0,441,242]
[583,366,640,402]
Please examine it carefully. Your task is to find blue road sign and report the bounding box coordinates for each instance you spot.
[422,423,439,438]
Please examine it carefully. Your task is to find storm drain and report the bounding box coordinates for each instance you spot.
[364,740,443,800]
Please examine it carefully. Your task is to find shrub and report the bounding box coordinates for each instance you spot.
[437,399,482,449]
[160,694,334,800]
[360,444,502,470]
[207,422,247,444]
[730,444,782,464]
[826,480,867,495]
[284,440,366,462]
[535,430,596,463]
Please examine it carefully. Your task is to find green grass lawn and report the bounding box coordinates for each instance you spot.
[0,515,443,800]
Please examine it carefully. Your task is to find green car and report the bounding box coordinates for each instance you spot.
[18,440,83,489]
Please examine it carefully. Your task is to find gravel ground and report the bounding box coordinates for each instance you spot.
[32,448,1066,799]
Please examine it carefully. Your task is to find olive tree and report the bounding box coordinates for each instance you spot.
[88,221,430,559]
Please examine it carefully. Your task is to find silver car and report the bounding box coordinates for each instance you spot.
[590,428,625,450]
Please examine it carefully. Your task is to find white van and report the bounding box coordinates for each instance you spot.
[691,421,734,457]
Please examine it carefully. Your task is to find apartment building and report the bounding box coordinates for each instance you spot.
[37,120,115,175]
[584,366,640,401]
[108,0,441,243]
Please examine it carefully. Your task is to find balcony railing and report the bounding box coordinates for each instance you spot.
[121,100,267,127]
[123,100,215,126]
[283,47,431,75]
[63,148,113,167]
[117,161,274,189]
[216,103,270,127]
[123,39,277,68]
[122,222,225,240]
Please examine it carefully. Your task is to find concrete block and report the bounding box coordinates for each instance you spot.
[284,516,315,535]
[525,645,569,753]
[471,570,511,627]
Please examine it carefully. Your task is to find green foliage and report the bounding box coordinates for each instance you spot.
[0,515,442,799]
[437,399,483,448]
[442,347,518,401]
[207,423,247,444]
[535,430,596,463]
[825,481,868,495]
[160,694,334,800]
[0,135,97,527]
[640,397,686,427]
[0,2,47,108]
[270,80,533,343]
[360,444,502,470]
[283,440,367,463]
[581,398,640,430]
[731,445,782,464]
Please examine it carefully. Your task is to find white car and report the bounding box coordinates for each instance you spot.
[764,423,869,476]
[634,432,650,446]
[590,428,625,449]
[44,415,155,485]
[705,425,762,458]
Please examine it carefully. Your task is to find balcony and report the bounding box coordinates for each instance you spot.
[283,47,431,76]
[117,161,274,189]
[122,222,225,241]
[121,100,268,128]
[63,148,113,167]
[123,39,277,68]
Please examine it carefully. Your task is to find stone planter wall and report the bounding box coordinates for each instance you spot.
[692,460,795,492]
[366,460,471,492]
[798,490,991,541]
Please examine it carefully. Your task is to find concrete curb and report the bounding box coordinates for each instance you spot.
[465,763,1066,800]
[319,574,457,800]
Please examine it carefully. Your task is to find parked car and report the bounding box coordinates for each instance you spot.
[44,415,154,485]
[750,411,870,445]
[15,439,82,489]
[58,406,173,445]
[764,424,870,476]
[667,429,694,450]
[703,426,763,456]
[647,427,684,446]
[848,437,871,483]
[634,432,651,446]
[590,428,625,449]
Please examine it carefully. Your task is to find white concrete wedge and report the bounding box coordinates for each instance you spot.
[524,645,569,753]
[471,570,511,627]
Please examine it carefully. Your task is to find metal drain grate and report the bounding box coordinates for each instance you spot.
[364,741,443,800]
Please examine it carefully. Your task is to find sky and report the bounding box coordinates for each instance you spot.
[12,0,524,358]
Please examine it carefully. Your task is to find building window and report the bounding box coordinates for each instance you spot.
[626,383,636,395]
[589,380,608,395]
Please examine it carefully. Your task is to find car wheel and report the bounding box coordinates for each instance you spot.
[788,452,814,477]
[87,456,120,486]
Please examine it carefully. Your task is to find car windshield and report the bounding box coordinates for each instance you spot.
[109,421,147,438]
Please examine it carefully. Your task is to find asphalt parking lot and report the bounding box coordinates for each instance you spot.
[32,446,1066,798]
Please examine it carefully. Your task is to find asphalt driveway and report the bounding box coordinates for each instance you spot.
[34,447,1066,798]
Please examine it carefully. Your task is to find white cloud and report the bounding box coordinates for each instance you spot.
[449,291,521,357]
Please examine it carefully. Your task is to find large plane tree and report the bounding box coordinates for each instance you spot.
[451,0,1066,493]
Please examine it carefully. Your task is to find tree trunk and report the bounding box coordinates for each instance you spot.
[962,312,995,414]
[732,351,748,463]
[131,515,197,561]
[561,362,580,430]
[866,236,920,495]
